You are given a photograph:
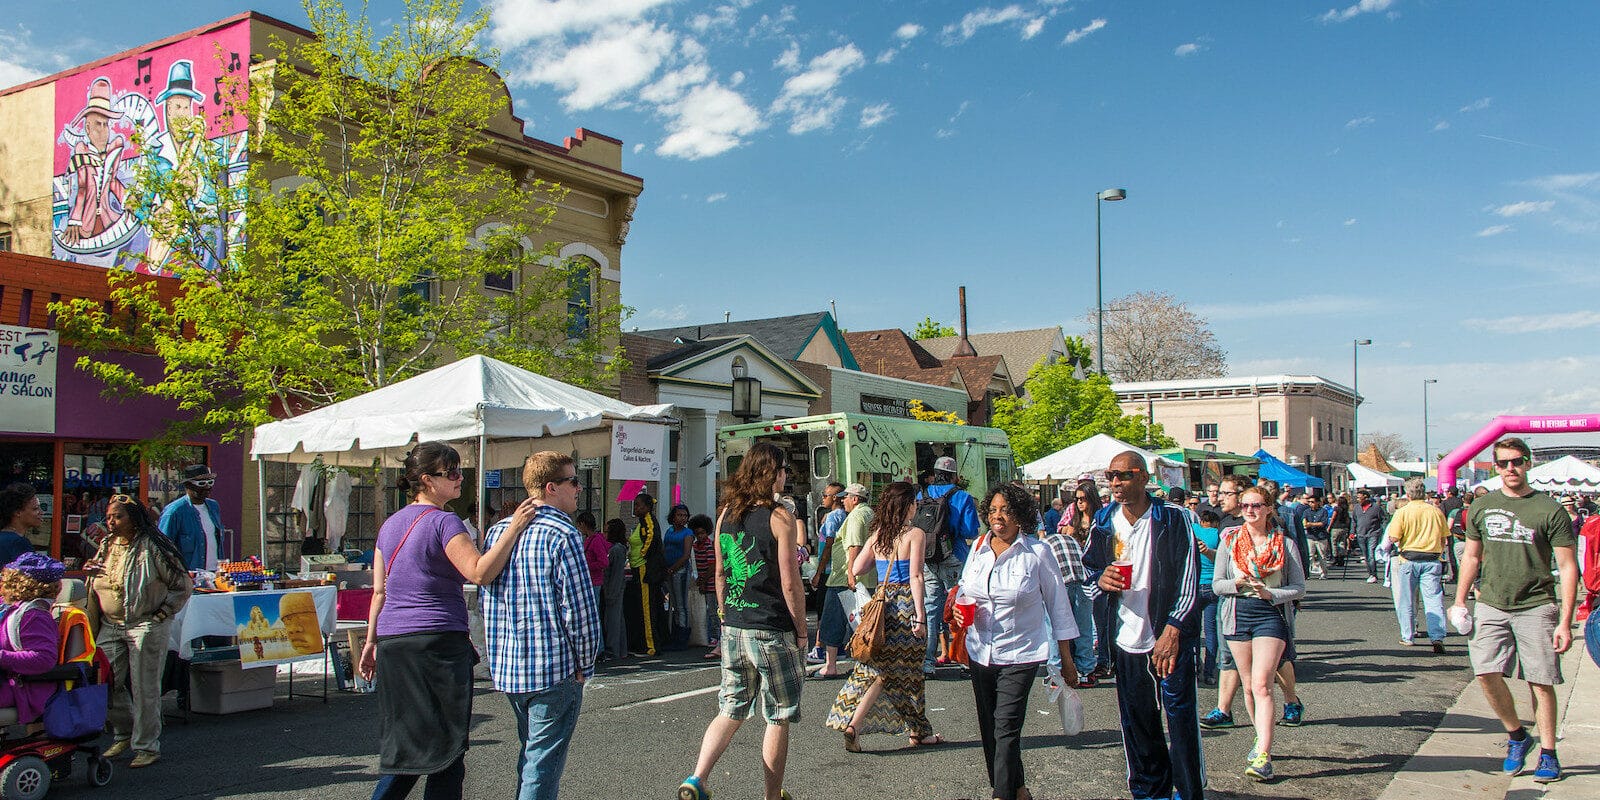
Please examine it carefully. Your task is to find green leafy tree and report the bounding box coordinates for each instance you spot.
[911,317,957,340]
[991,337,1174,463]
[53,0,629,445]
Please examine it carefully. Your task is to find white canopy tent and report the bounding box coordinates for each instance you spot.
[1472,455,1600,493]
[1022,433,1186,488]
[1347,462,1404,490]
[250,354,676,565]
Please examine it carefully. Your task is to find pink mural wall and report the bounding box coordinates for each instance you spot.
[50,19,250,275]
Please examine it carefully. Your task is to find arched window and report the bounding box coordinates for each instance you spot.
[567,255,595,339]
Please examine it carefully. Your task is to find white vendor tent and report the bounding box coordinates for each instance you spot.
[1472,455,1600,493]
[250,354,676,564]
[1346,462,1403,490]
[1022,434,1186,487]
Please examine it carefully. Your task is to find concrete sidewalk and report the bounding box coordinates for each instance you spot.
[1378,628,1598,800]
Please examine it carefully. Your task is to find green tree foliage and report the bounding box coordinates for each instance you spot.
[991,337,1175,463]
[911,317,957,340]
[53,0,629,445]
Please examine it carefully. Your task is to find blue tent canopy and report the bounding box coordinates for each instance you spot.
[1252,450,1326,489]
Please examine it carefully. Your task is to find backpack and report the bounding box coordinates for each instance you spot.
[913,488,957,564]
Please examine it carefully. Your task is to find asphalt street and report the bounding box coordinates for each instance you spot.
[56,571,1471,800]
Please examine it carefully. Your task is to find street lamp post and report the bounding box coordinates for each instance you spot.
[1423,378,1438,479]
[1352,338,1372,467]
[1095,187,1126,375]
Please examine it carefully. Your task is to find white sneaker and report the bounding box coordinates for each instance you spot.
[1365,576,1378,584]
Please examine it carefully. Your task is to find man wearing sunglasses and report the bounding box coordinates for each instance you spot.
[1454,437,1578,783]
[1084,452,1203,800]
[158,464,225,571]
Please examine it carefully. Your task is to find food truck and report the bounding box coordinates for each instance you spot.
[717,413,1016,523]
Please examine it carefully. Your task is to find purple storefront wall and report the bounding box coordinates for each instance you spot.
[2,343,246,556]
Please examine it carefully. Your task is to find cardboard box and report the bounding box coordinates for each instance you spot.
[189,661,275,714]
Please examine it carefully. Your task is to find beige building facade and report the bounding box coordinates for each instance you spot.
[1114,375,1361,490]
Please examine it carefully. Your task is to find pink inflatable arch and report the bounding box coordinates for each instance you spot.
[1439,414,1600,488]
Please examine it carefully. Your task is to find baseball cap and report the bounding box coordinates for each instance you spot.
[843,483,870,500]
[933,456,957,473]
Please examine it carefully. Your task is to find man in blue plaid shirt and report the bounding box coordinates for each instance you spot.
[482,452,602,800]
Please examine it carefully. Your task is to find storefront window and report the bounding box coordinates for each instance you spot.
[0,441,53,554]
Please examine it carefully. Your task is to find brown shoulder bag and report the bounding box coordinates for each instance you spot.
[848,581,889,663]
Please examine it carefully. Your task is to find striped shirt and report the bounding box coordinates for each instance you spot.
[481,505,602,695]
[1041,531,1089,584]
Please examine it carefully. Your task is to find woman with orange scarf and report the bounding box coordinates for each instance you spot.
[1212,485,1305,783]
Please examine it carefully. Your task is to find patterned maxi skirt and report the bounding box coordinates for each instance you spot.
[824,582,933,739]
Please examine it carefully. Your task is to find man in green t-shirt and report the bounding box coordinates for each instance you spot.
[1454,437,1579,784]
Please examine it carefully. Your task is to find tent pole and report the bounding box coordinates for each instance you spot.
[478,434,489,546]
[257,456,269,570]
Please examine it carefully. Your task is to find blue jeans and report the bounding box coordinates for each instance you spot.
[1356,535,1380,577]
[1195,586,1219,679]
[506,678,585,800]
[371,755,464,800]
[703,592,721,644]
[1392,558,1446,642]
[819,586,849,649]
[923,559,949,672]
[1065,581,1097,675]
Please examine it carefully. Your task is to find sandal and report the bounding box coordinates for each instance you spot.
[909,733,947,747]
[843,725,861,753]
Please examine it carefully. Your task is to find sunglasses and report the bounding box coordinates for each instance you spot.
[551,475,581,487]
[110,493,135,504]
[1104,469,1144,482]
[188,479,215,488]
[429,469,464,480]
[1239,502,1269,510]
[1494,456,1529,469]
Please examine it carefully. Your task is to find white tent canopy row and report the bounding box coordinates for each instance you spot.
[1346,462,1403,489]
[249,355,677,566]
[1472,455,1600,493]
[1023,434,1186,488]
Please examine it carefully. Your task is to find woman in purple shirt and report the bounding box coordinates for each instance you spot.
[357,442,537,800]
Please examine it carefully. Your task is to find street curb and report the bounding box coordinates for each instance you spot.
[1376,626,1594,800]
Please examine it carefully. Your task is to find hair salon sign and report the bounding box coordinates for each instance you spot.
[0,325,58,434]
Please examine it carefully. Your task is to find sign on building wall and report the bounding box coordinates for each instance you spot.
[0,325,59,434]
[50,20,251,274]
[610,422,667,481]
[859,393,910,418]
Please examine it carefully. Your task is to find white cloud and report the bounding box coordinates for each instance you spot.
[895,23,924,40]
[705,192,728,203]
[1195,294,1380,321]
[859,102,894,128]
[489,0,675,45]
[944,6,1032,43]
[1021,18,1047,40]
[632,142,645,154]
[1462,310,1600,335]
[1344,218,1358,226]
[687,4,741,35]
[0,24,58,90]
[1459,96,1492,113]
[1173,42,1202,57]
[639,61,710,104]
[645,304,690,322]
[1318,0,1397,24]
[935,99,970,139]
[656,81,766,159]
[0,58,41,90]
[1432,120,1450,132]
[1476,224,1513,237]
[1345,115,1375,129]
[774,41,801,72]
[1063,18,1108,45]
[508,22,676,110]
[1528,172,1600,193]
[770,44,865,134]
[1491,200,1555,217]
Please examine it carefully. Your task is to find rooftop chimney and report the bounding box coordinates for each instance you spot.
[953,286,977,358]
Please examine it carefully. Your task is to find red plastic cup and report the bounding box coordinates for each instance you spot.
[954,594,977,627]
[1110,560,1134,587]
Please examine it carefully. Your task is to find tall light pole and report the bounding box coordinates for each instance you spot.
[1423,378,1438,479]
[1352,338,1372,468]
[1095,187,1127,375]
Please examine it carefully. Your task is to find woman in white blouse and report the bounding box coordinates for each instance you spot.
[958,483,1080,800]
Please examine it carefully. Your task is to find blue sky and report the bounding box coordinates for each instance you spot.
[5,1,1600,460]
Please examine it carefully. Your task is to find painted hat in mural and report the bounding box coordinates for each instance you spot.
[70,77,127,125]
[156,59,205,105]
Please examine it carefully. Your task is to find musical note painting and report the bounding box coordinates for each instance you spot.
[50,20,250,274]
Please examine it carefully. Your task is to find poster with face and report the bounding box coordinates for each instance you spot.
[234,590,326,668]
[50,19,250,275]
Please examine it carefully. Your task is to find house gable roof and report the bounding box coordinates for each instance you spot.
[919,327,1066,381]
[646,335,822,399]
[636,312,857,369]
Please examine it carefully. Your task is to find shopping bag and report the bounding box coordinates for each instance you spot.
[1043,664,1084,737]
[839,585,873,631]
[43,664,109,739]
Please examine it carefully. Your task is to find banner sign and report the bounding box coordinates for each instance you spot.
[233,589,334,669]
[0,325,59,434]
[609,421,666,481]
[859,393,910,418]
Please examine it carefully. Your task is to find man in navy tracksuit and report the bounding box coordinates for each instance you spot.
[1084,451,1204,800]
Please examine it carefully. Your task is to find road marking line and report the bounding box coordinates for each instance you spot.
[610,685,720,711]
